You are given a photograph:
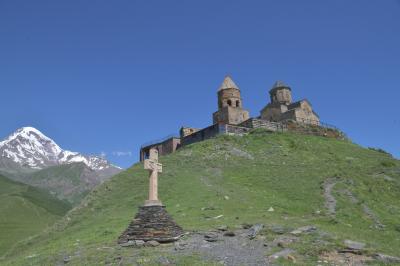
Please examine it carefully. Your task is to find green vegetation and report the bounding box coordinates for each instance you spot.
[1,162,97,205]
[29,162,92,204]
[368,147,393,157]
[2,131,400,265]
[0,175,71,257]
[31,163,86,186]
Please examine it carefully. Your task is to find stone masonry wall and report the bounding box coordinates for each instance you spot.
[239,118,287,132]
[181,123,223,146]
[213,106,250,125]
[140,137,181,161]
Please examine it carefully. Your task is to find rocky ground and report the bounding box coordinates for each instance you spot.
[111,223,400,266]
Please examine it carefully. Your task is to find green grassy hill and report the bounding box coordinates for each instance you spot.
[2,131,400,265]
[0,175,71,257]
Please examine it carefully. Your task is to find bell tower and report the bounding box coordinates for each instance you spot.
[212,76,250,125]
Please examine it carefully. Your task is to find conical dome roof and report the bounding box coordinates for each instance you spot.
[218,76,240,91]
[272,81,289,89]
[270,80,291,92]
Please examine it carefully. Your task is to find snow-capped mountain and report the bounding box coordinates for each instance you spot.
[0,127,121,171]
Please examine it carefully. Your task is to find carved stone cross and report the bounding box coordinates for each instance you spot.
[144,148,163,206]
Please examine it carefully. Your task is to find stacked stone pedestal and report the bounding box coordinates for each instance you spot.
[118,205,183,244]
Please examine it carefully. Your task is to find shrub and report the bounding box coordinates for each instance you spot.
[381,161,396,168]
[368,147,393,157]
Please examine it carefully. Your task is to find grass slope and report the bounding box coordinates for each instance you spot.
[0,175,71,257]
[1,162,118,206]
[3,131,400,265]
[29,163,92,204]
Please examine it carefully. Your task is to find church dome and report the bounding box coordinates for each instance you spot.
[270,81,291,92]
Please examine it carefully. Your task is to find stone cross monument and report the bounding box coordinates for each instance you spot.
[144,148,163,206]
[118,148,183,244]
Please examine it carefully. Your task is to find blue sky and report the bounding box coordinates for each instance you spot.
[0,0,399,168]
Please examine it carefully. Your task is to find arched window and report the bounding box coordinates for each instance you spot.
[236,100,240,107]
[227,99,232,106]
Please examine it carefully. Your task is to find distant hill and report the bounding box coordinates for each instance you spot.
[0,174,71,257]
[26,162,106,205]
[0,127,122,204]
[3,131,399,265]
[9,162,121,205]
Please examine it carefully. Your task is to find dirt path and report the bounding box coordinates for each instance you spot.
[339,188,385,229]
[323,177,337,216]
[362,204,385,229]
[324,178,385,229]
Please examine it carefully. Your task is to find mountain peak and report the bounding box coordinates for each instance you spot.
[0,127,121,171]
[1,126,56,146]
[19,126,45,134]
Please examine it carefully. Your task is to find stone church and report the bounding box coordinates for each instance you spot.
[213,76,320,126]
[140,76,322,161]
[260,80,320,125]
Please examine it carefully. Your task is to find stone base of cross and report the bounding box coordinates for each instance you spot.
[143,148,163,207]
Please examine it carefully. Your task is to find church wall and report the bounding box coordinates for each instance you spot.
[281,108,319,125]
[294,108,320,125]
[180,127,200,138]
[140,137,181,162]
[239,118,287,132]
[181,123,224,146]
[213,106,249,125]
[260,104,283,122]
[227,107,250,125]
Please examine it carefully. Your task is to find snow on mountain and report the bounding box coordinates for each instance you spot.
[0,127,121,170]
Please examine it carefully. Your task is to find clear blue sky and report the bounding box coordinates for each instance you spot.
[1,1,399,168]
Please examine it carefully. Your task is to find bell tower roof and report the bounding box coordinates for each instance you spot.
[218,76,240,91]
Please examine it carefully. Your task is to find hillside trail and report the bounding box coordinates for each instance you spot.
[323,177,385,229]
[323,177,337,216]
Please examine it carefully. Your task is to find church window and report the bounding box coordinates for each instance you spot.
[227,100,232,106]
[236,100,240,107]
